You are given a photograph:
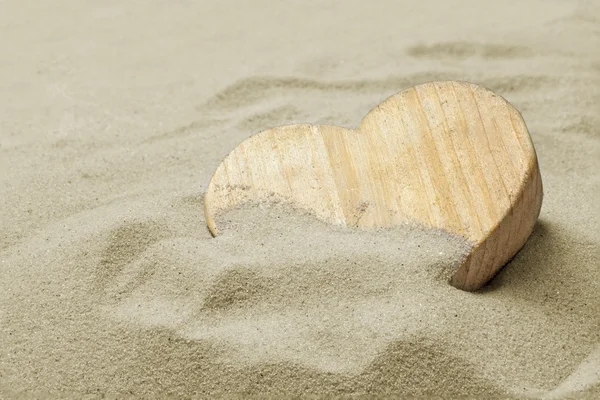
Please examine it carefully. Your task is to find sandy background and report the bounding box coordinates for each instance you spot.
[1,0,599,398]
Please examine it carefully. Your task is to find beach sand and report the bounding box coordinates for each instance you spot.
[0,0,598,398]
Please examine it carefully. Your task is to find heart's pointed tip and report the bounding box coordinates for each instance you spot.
[449,278,480,292]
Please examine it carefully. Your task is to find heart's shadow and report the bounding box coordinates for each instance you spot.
[482,219,596,303]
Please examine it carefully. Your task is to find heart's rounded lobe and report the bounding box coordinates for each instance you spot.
[204,81,543,291]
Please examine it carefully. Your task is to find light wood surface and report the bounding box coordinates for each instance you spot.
[204,81,543,291]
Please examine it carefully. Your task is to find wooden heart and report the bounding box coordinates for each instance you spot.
[204,81,543,291]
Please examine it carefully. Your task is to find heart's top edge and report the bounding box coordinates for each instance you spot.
[218,80,535,159]
[359,80,513,124]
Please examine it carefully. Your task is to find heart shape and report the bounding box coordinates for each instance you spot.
[204,81,543,291]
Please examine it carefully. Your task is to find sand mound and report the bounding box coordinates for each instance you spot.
[1,199,598,397]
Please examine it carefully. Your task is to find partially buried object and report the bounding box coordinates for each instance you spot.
[203,80,543,291]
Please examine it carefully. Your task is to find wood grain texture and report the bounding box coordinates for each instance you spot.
[204,81,543,291]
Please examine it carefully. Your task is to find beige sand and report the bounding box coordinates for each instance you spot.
[0,0,598,398]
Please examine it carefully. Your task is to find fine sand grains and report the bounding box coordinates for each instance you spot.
[1,0,599,398]
[0,198,598,398]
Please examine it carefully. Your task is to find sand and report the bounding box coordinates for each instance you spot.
[0,0,598,398]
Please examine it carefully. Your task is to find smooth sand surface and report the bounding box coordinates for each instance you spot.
[1,1,598,398]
